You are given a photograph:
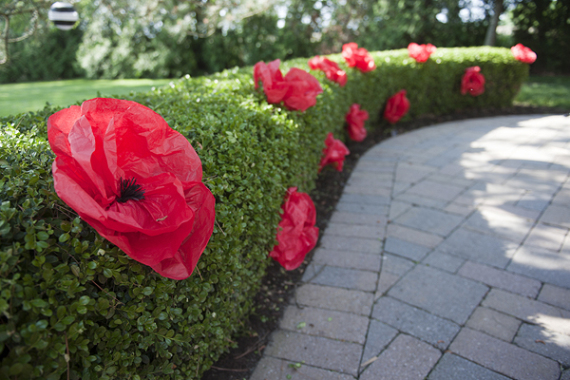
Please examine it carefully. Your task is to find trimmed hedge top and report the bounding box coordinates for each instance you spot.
[0,46,528,380]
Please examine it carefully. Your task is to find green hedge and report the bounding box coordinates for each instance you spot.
[0,47,528,380]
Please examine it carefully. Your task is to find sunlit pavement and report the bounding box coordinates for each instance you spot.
[251,114,570,380]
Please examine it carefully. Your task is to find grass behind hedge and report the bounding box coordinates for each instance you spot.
[0,47,527,380]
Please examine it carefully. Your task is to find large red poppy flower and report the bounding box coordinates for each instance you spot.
[408,43,437,63]
[269,187,319,270]
[384,90,410,124]
[461,66,485,96]
[254,59,323,111]
[511,43,537,64]
[47,98,216,280]
[308,56,347,87]
[342,43,376,73]
[345,104,369,142]
[319,132,350,172]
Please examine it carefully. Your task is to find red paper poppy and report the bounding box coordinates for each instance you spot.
[461,66,485,96]
[511,43,537,64]
[383,90,410,124]
[308,56,347,87]
[342,43,376,73]
[254,59,323,111]
[269,187,319,270]
[47,98,216,280]
[319,132,350,172]
[345,104,369,142]
[408,43,437,63]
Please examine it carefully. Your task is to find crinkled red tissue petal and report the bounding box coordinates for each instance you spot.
[511,43,537,64]
[342,43,376,73]
[269,187,319,270]
[461,66,486,96]
[47,98,216,280]
[408,43,437,63]
[308,56,347,87]
[345,104,369,142]
[384,90,410,124]
[319,132,350,172]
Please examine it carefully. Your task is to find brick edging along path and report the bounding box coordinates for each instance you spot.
[251,114,570,380]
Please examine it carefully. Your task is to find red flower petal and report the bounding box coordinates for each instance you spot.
[319,132,350,172]
[342,43,375,73]
[308,55,347,87]
[461,66,486,96]
[283,68,324,111]
[345,104,369,142]
[384,90,410,124]
[269,187,319,270]
[511,43,537,64]
[48,98,215,280]
[254,59,290,104]
[408,43,437,63]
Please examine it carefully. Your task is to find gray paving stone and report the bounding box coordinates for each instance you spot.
[360,334,441,380]
[540,203,570,228]
[508,246,570,288]
[405,180,466,202]
[514,323,570,366]
[450,328,560,380]
[319,235,381,254]
[335,202,389,216]
[395,163,436,183]
[524,223,568,252]
[395,206,465,237]
[392,181,413,196]
[465,307,521,342]
[264,330,361,376]
[393,193,449,209]
[386,224,444,248]
[306,266,377,292]
[388,265,489,324]
[361,320,398,364]
[295,284,373,316]
[382,253,415,275]
[354,160,396,173]
[462,205,535,244]
[347,172,393,188]
[444,202,476,216]
[459,261,541,298]
[372,297,460,349]
[251,356,356,380]
[311,248,381,272]
[330,211,387,226]
[428,353,511,380]
[437,228,519,269]
[279,306,369,345]
[324,222,384,240]
[384,237,431,261]
[482,288,570,335]
[344,183,392,197]
[538,284,570,311]
[376,271,400,296]
[423,250,465,273]
[338,193,391,206]
[388,200,413,220]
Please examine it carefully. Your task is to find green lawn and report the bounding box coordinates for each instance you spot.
[0,78,172,117]
[514,75,570,110]
[1,76,568,118]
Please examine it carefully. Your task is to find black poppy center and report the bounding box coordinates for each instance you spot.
[117,177,145,203]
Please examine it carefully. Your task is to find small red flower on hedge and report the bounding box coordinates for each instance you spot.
[269,187,319,270]
[308,56,347,86]
[47,98,216,280]
[254,59,323,111]
[383,90,410,124]
[319,132,350,172]
[345,104,369,142]
[511,43,537,64]
[408,43,437,63]
[461,66,486,96]
[342,43,376,73]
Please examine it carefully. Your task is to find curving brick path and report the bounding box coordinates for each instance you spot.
[250,115,570,380]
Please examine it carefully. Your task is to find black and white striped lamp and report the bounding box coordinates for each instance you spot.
[48,2,79,31]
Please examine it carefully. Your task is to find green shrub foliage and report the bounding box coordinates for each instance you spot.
[0,47,527,379]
